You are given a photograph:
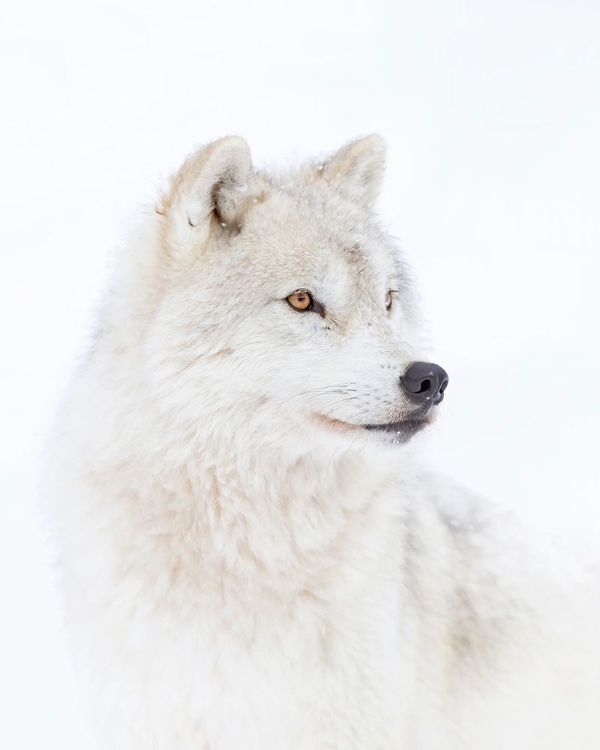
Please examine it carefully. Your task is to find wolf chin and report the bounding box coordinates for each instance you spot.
[44,136,599,749]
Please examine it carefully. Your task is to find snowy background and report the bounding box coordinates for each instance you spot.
[1,0,599,746]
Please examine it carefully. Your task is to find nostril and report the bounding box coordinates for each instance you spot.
[418,379,431,394]
[439,379,448,394]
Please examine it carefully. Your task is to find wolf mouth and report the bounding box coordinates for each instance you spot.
[317,414,431,442]
[364,419,429,439]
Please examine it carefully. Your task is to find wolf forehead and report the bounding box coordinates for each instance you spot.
[158,134,406,289]
[237,187,401,287]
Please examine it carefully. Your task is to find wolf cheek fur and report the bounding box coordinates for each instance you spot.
[43,136,600,749]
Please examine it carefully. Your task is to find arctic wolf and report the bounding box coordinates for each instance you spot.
[45,136,599,749]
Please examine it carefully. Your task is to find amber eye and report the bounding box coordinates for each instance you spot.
[287,289,313,311]
[286,289,326,317]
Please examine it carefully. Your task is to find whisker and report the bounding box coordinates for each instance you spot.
[278,383,359,406]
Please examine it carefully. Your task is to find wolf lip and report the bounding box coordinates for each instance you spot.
[364,419,428,437]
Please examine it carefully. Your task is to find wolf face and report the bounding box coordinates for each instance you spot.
[110,136,447,456]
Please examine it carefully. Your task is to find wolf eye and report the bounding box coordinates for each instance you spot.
[286,290,325,317]
[385,290,393,311]
[288,290,312,311]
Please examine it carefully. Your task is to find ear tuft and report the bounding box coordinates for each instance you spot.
[317,134,386,205]
[161,136,253,255]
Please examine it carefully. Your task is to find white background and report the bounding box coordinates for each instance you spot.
[1,0,599,747]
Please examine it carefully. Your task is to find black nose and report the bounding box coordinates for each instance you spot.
[401,362,449,405]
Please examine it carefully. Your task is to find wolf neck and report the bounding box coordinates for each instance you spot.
[137,437,400,596]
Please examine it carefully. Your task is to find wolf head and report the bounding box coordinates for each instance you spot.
[104,136,447,459]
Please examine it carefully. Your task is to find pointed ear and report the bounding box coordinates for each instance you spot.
[316,134,386,205]
[160,136,253,256]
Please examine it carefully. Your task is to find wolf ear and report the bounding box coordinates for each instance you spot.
[160,136,253,255]
[315,134,386,205]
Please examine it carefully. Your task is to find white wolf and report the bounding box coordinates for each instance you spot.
[44,136,599,749]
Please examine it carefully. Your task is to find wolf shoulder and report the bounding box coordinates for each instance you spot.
[392,466,600,747]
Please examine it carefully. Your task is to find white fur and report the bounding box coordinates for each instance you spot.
[43,136,600,749]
